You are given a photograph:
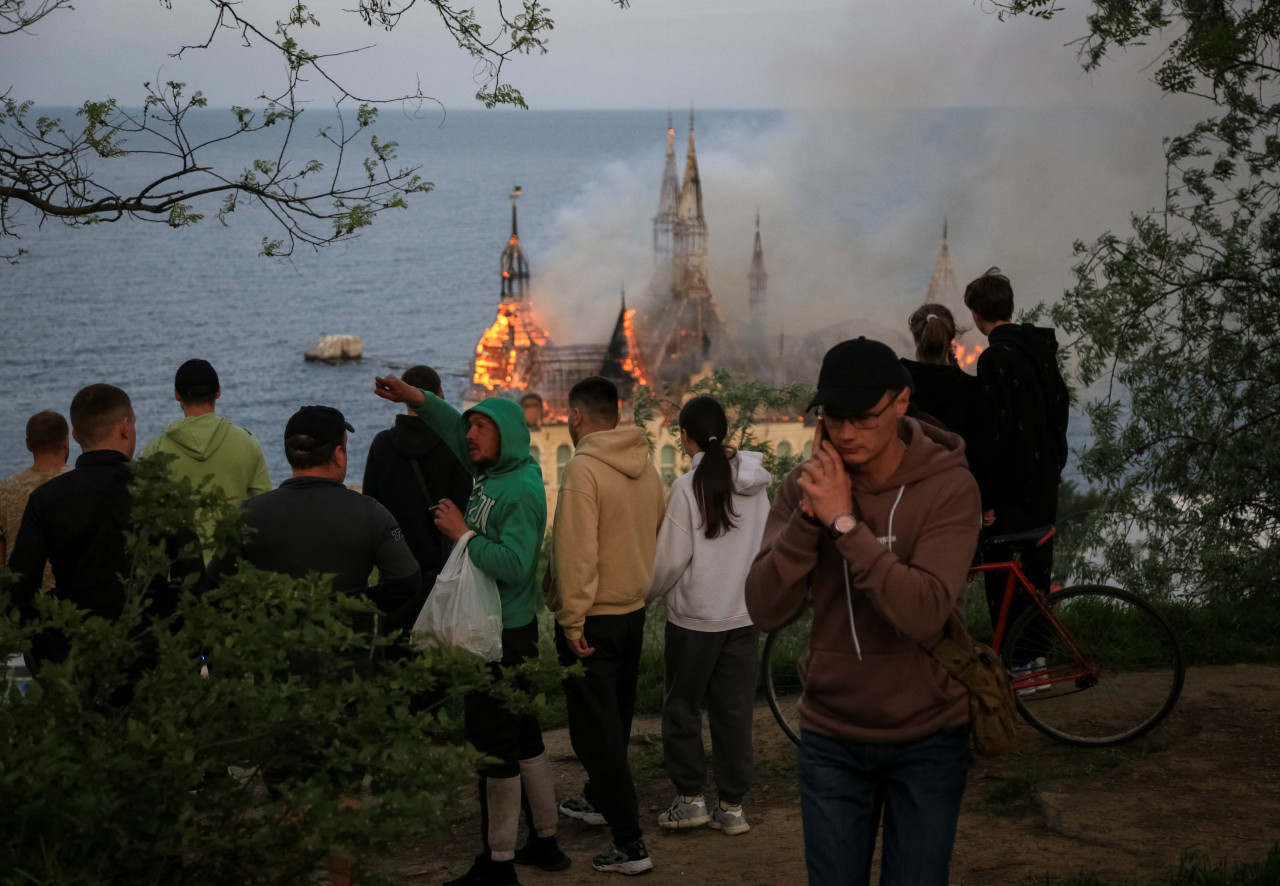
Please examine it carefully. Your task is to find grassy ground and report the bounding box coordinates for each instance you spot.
[1042,845,1280,885]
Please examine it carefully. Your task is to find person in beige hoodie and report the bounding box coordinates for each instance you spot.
[545,376,666,876]
[746,338,982,886]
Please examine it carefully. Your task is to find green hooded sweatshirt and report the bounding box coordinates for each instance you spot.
[414,393,546,629]
[143,413,271,503]
[143,413,271,560]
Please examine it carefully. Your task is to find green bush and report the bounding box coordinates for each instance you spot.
[0,456,500,885]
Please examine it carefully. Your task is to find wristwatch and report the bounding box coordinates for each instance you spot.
[830,514,856,538]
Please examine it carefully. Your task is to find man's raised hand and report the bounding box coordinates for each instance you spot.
[374,374,426,408]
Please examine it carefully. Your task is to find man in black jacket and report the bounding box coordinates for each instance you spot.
[211,406,420,674]
[362,365,471,619]
[966,268,1070,663]
[9,384,201,686]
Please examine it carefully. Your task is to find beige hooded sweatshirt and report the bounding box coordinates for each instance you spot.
[548,425,667,641]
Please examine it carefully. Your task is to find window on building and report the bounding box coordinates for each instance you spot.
[778,441,793,459]
[661,445,677,484]
[802,441,813,459]
[556,444,572,485]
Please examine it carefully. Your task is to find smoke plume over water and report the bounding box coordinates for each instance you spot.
[531,100,1197,368]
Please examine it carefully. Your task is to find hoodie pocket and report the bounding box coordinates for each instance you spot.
[801,647,954,730]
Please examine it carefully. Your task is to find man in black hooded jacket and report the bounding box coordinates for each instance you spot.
[966,268,1070,662]
[362,365,472,637]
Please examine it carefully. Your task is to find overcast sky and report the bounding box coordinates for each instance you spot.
[6,0,1178,111]
[5,1,1200,357]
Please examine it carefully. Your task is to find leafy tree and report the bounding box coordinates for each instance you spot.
[0,455,552,884]
[1,0,627,261]
[994,1,1280,603]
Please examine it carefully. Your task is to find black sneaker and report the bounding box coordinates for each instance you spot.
[514,835,571,872]
[558,792,607,826]
[443,854,520,886]
[591,839,653,875]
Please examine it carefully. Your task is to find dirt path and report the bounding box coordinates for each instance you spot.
[375,664,1280,885]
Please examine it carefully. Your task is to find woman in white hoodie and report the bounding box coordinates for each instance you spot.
[648,396,772,837]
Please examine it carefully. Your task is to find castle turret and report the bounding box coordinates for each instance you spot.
[470,187,549,398]
[672,111,708,295]
[644,112,736,386]
[652,113,680,265]
[925,217,959,308]
[922,218,984,369]
[748,212,768,377]
[500,186,530,301]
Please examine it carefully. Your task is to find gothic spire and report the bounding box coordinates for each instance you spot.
[677,110,704,224]
[748,212,769,377]
[653,113,680,258]
[924,216,958,308]
[500,186,529,301]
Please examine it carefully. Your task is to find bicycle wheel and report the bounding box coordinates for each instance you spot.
[760,613,811,746]
[1002,584,1184,746]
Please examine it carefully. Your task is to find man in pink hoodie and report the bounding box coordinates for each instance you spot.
[746,337,982,886]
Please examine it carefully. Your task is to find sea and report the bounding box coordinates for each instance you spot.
[1,107,1097,484]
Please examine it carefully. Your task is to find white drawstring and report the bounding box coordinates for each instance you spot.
[844,485,907,655]
[886,485,905,553]
[843,564,862,661]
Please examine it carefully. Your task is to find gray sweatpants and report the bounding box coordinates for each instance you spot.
[661,621,759,805]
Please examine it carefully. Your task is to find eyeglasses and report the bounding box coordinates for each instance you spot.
[817,397,897,431]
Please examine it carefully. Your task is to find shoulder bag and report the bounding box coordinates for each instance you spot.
[924,633,1018,756]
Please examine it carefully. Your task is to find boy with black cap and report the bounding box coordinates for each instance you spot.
[144,359,270,558]
[745,337,982,886]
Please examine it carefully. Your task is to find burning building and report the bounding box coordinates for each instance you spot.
[466,115,750,419]
[466,186,654,421]
[641,112,743,386]
[469,187,551,397]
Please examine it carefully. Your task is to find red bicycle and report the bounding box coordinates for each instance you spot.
[762,525,1185,747]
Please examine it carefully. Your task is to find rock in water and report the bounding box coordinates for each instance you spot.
[305,335,363,364]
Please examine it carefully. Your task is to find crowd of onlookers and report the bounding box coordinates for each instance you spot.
[0,267,1067,886]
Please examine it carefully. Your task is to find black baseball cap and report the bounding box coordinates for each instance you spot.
[284,405,354,447]
[174,359,220,399]
[807,337,912,414]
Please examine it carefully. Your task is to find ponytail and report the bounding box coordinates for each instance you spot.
[908,302,958,366]
[678,396,739,539]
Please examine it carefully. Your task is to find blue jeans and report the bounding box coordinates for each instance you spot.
[797,726,970,886]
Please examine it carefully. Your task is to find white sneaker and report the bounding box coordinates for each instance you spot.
[708,801,750,836]
[657,794,710,830]
[1013,657,1049,696]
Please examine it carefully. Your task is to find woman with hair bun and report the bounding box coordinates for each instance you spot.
[647,395,771,838]
[901,303,991,489]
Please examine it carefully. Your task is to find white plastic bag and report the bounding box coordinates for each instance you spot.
[411,531,503,661]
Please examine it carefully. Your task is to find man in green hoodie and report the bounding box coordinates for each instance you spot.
[143,359,270,558]
[374,374,565,886]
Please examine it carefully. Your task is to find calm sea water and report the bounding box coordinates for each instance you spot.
[1,107,1091,482]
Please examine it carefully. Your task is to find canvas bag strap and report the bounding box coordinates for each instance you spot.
[922,633,982,690]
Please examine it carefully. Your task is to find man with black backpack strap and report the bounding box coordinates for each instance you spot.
[363,364,472,634]
[965,268,1070,672]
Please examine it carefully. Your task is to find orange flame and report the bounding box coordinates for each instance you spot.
[954,343,984,369]
[471,301,549,391]
[620,308,652,389]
